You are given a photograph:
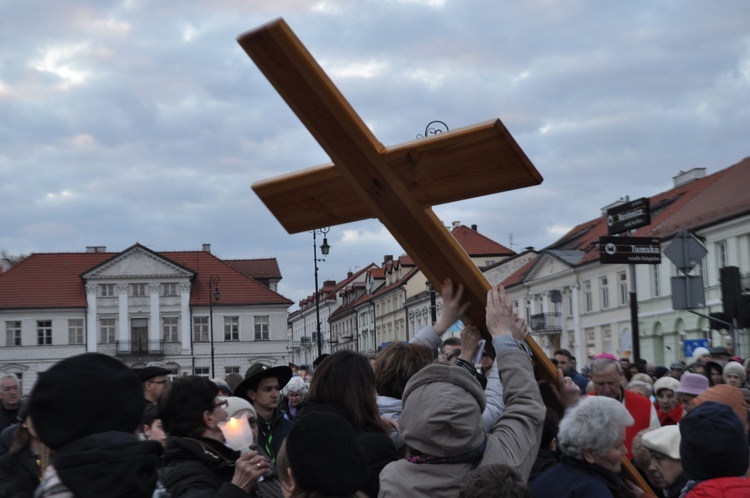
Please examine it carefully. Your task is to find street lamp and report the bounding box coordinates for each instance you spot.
[425,280,437,325]
[208,275,220,377]
[312,227,331,358]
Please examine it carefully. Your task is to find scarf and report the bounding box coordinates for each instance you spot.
[405,436,487,465]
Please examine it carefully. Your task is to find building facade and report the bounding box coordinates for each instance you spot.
[0,244,292,394]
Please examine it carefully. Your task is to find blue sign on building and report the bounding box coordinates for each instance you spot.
[684,339,709,360]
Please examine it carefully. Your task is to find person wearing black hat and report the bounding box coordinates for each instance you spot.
[276,411,368,498]
[236,363,294,463]
[29,353,162,498]
[679,401,750,496]
[138,365,172,405]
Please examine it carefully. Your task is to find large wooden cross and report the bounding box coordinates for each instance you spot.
[236,19,649,491]
[237,18,551,378]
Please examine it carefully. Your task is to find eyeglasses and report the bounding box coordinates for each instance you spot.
[212,399,229,411]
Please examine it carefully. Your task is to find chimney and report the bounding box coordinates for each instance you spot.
[202,243,211,253]
[86,246,106,253]
[451,221,461,230]
[471,224,478,231]
[673,167,706,187]
[383,255,393,266]
[347,271,353,278]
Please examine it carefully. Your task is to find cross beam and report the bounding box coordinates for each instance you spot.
[237,18,549,378]
[236,20,650,491]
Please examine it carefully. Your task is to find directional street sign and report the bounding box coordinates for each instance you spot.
[599,236,662,264]
[663,229,708,275]
[607,197,651,235]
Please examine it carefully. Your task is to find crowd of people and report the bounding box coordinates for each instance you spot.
[1,282,749,497]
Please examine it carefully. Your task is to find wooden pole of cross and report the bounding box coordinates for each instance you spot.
[236,18,652,493]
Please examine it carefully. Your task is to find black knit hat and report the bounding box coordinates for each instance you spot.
[29,353,144,450]
[679,401,750,480]
[286,411,368,495]
[137,365,171,383]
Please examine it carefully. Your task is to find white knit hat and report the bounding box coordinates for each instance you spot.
[653,376,680,395]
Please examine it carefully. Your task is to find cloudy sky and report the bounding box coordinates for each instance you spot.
[2,0,749,307]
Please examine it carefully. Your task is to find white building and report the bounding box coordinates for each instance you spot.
[0,244,293,394]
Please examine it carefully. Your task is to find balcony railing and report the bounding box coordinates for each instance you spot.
[529,312,562,334]
[116,339,165,356]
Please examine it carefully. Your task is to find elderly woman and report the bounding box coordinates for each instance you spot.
[279,377,307,421]
[641,426,687,498]
[653,377,683,425]
[158,376,272,498]
[530,396,634,498]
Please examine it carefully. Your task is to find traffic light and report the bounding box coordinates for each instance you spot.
[720,266,742,320]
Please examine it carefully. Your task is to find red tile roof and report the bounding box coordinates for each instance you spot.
[0,246,292,310]
[501,157,750,287]
[225,258,282,279]
[451,225,514,256]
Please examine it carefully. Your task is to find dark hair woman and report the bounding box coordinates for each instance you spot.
[303,350,397,498]
[158,376,281,498]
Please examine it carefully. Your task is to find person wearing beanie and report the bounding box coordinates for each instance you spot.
[679,401,750,496]
[380,285,545,498]
[276,411,369,498]
[29,353,162,498]
[0,397,45,498]
[695,384,750,434]
[690,347,711,365]
[675,372,709,414]
[138,365,172,405]
[641,425,688,498]
[653,377,683,426]
[723,361,747,388]
[158,376,275,498]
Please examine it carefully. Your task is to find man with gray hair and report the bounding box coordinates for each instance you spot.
[0,374,20,432]
[589,356,659,460]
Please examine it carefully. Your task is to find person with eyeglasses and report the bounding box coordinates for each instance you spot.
[159,376,273,497]
[137,366,172,405]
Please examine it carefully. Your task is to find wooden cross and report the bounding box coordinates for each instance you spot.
[236,18,549,378]
[236,19,650,491]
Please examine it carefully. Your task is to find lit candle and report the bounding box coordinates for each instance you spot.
[218,416,254,454]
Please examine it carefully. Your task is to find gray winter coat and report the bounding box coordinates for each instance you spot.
[378,335,544,498]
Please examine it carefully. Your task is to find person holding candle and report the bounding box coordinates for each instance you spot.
[159,376,274,498]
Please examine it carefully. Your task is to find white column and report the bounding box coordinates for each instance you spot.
[571,283,582,362]
[86,284,98,353]
[150,284,160,346]
[118,284,129,343]
[180,282,192,354]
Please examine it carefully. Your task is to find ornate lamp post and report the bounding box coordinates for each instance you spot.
[312,227,331,358]
[208,275,220,377]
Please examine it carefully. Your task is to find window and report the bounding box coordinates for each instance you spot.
[618,272,628,306]
[162,283,178,297]
[5,321,21,346]
[193,317,209,342]
[600,276,609,310]
[68,319,84,345]
[254,315,269,341]
[37,320,52,345]
[717,241,727,269]
[225,366,240,374]
[100,318,115,343]
[195,367,209,377]
[163,317,179,342]
[100,284,115,297]
[583,281,592,312]
[131,283,147,297]
[567,291,573,317]
[224,316,239,341]
[651,265,661,297]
